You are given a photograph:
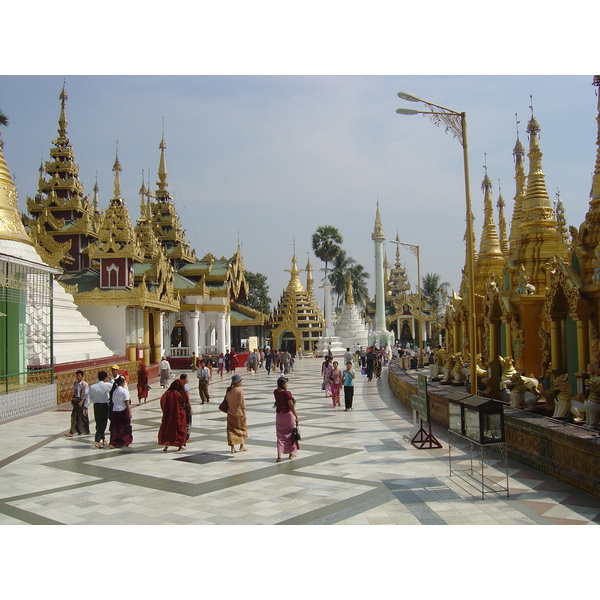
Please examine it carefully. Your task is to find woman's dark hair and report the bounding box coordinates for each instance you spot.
[115,376,126,385]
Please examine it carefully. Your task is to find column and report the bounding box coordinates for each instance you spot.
[151,312,162,363]
[575,318,590,375]
[218,311,227,355]
[189,311,199,356]
[143,309,151,365]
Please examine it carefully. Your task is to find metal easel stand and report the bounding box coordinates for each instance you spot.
[411,419,442,449]
[448,430,509,500]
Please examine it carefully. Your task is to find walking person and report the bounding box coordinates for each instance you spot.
[321,355,333,398]
[281,349,291,374]
[265,349,273,374]
[273,377,299,462]
[225,374,247,453]
[196,359,211,404]
[366,347,376,381]
[180,373,193,441]
[137,363,150,404]
[217,353,225,379]
[330,361,343,408]
[229,349,238,374]
[343,347,354,366]
[88,370,113,448]
[65,370,90,437]
[158,377,189,452]
[159,356,170,388]
[109,376,133,448]
[225,350,231,374]
[342,361,356,410]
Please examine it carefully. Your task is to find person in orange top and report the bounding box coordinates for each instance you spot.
[225,374,247,453]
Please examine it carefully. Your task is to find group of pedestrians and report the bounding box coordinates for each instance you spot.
[321,354,356,410]
[64,361,301,463]
[65,364,133,449]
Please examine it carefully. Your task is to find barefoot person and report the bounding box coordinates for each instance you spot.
[158,377,189,452]
[274,377,299,462]
[225,374,247,453]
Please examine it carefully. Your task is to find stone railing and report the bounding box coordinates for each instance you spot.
[387,362,600,500]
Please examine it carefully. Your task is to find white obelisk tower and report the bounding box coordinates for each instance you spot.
[369,203,394,348]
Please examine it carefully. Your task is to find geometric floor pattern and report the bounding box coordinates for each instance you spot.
[1,358,599,525]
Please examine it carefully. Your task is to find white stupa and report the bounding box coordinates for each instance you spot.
[335,277,369,350]
[314,278,346,358]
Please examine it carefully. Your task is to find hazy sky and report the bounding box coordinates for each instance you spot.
[2,74,598,307]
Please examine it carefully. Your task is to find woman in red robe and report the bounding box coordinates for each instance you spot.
[137,363,150,404]
[158,378,188,452]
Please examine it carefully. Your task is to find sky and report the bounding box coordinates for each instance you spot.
[1,2,596,587]
[1,74,598,308]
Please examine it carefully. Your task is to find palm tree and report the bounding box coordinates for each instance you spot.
[311,225,343,279]
[346,263,370,308]
[328,249,356,303]
[0,110,7,150]
[421,272,450,318]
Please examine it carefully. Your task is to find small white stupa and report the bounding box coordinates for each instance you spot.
[335,277,368,350]
[314,278,346,358]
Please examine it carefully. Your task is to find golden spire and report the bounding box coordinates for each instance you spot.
[284,248,305,293]
[478,165,502,256]
[521,101,554,217]
[590,76,600,208]
[139,169,147,219]
[306,252,314,297]
[345,276,355,305]
[157,129,168,193]
[372,201,386,241]
[0,129,33,245]
[92,176,99,213]
[497,181,509,254]
[58,82,68,138]
[509,114,526,251]
[112,145,122,199]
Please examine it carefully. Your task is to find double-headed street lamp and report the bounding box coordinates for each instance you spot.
[395,91,478,394]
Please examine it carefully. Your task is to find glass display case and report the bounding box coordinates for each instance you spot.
[446,391,471,434]
[461,396,505,444]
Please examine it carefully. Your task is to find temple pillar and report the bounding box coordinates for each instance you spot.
[452,320,460,354]
[575,318,590,375]
[143,309,151,365]
[189,311,199,356]
[218,311,227,355]
[151,312,162,363]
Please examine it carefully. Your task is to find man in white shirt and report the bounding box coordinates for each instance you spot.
[65,370,90,437]
[196,359,211,404]
[88,370,113,448]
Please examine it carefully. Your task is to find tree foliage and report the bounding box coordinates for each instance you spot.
[421,272,450,318]
[328,249,370,308]
[311,225,343,276]
[0,110,7,149]
[239,271,272,315]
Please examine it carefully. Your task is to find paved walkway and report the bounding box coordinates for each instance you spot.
[1,359,599,526]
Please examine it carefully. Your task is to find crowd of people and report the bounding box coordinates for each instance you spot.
[64,342,404,462]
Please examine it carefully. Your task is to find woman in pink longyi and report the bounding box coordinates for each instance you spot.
[273,377,299,462]
[329,361,343,407]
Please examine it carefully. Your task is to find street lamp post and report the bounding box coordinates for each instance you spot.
[395,92,478,393]
[396,240,423,368]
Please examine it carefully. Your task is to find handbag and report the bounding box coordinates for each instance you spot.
[290,426,301,443]
[219,396,229,413]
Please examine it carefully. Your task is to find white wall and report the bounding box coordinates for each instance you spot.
[77,305,127,356]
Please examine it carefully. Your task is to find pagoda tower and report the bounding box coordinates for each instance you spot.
[576,76,600,285]
[474,167,505,297]
[269,250,324,356]
[134,171,161,261]
[508,118,527,256]
[23,83,98,271]
[150,133,196,270]
[87,150,145,289]
[513,106,568,291]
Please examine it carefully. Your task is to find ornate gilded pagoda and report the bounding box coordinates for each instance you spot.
[269,251,324,355]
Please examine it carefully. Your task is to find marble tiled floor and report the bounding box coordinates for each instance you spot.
[1,358,599,526]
